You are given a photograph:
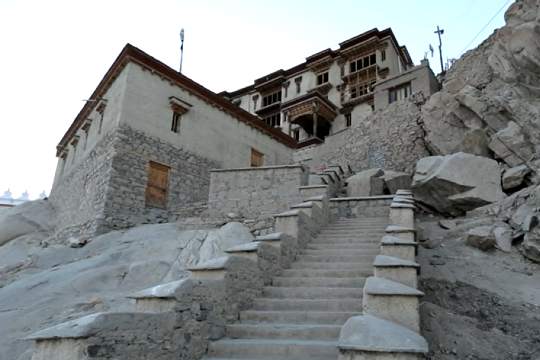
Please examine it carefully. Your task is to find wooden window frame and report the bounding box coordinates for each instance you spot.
[316,71,329,86]
[171,112,181,133]
[250,148,264,167]
[345,113,352,127]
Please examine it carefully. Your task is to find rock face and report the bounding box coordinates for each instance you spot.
[346,168,385,196]
[0,221,253,360]
[419,0,540,174]
[412,153,505,215]
[0,200,55,247]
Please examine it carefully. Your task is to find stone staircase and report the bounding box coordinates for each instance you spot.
[204,216,388,360]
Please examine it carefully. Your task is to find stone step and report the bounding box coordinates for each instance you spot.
[239,310,360,325]
[319,229,386,234]
[291,261,373,270]
[226,323,341,340]
[272,277,365,288]
[324,224,387,228]
[311,238,380,244]
[253,298,362,311]
[281,268,372,278]
[263,286,363,299]
[306,243,380,250]
[301,249,379,256]
[297,254,375,262]
[207,339,338,360]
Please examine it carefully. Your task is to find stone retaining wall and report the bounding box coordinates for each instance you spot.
[207,165,308,220]
[294,100,429,173]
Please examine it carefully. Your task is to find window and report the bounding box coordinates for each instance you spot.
[350,81,376,99]
[349,53,377,74]
[293,129,300,141]
[232,99,241,107]
[171,112,181,133]
[96,101,106,135]
[295,77,302,94]
[251,148,264,167]
[262,91,282,107]
[345,113,352,127]
[388,82,412,104]
[381,49,386,62]
[145,161,170,209]
[316,71,329,86]
[264,113,281,128]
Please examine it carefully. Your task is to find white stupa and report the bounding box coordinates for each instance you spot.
[0,189,33,208]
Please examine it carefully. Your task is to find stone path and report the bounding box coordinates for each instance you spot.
[205,216,388,360]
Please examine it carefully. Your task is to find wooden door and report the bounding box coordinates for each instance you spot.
[251,148,264,167]
[145,161,170,209]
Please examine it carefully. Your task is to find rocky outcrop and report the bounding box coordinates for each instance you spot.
[419,0,540,175]
[0,200,55,247]
[412,153,505,215]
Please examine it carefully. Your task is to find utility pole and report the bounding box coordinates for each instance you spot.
[179,28,185,73]
[434,25,445,73]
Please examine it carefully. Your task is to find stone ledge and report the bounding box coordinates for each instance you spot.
[391,202,417,209]
[381,236,419,246]
[26,312,137,340]
[392,196,416,203]
[210,164,305,172]
[255,232,283,241]
[330,196,394,202]
[273,209,301,218]
[385,225,416,233]
[291,201,314,209]
[187,255,231,271]
[225,242,260,253]
[129,278,194,300]
[338,315,428,353]
[364,277,423,296]
[373,255,420,268]
[299,185,328,190]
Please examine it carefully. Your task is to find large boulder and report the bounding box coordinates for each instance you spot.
[466,225,496,251]
[412,152,505,215]
[383,170,412,194]
[346,168,384,196]
[0,200,55,247]
[502,164,530,190]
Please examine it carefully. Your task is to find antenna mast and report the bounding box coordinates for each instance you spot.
[434,25,445,73]
[179,28,185,73]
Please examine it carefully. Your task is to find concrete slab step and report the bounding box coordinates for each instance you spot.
[252,298,362,311]
[239,310,361,325]
[207,339,338,359]
[226,323,341,340]
[291,261,373,270]
[281,268,372,278]
[272,276,365,288]
[263,286,363,299]
[306,243,380,250]
[311,238,381,244]
[301,249,379,256]
[297,254,375,262]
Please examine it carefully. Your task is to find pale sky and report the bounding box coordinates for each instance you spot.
[0,0,510,199]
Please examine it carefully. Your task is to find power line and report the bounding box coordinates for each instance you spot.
[459,0,511,55]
